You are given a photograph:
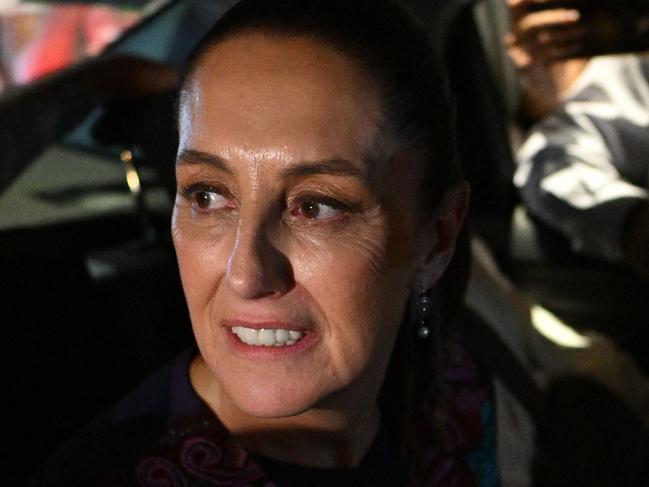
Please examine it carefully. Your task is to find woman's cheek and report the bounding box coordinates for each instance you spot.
[286,235,336,280]
[288,216,389,284]
[333,217,392,280]
[307,234,402,383]
[288,232,389,348]
[172,209,232,299]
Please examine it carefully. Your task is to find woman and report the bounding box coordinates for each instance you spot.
[32,0,497,485]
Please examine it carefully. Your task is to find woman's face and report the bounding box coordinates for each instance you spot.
[174,33,440,419]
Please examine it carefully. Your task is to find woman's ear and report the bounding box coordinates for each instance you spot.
[414,180,470,290]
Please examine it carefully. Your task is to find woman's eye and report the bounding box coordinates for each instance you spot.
[192,190,231,210]
[295,199,344,220]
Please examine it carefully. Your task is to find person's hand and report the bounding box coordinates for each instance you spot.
[505,0,649,123]
[507,0,587,67]
[623,201,649,279]
[508,0,649,63]
[506,0,589,122]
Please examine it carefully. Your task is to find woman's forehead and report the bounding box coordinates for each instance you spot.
[191,32,370,91]
[178,33,382,166]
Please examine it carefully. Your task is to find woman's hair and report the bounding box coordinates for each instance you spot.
[181,0,469,478]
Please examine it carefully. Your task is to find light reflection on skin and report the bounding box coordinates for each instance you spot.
[171,32,468,468]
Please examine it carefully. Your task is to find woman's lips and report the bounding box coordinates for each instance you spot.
[222,319,316,357]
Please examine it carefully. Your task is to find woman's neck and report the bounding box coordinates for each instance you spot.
[189,354,381,469]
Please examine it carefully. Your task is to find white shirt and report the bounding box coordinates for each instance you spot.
[514,54,649,260]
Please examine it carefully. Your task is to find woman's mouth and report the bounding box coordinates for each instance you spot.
[223,319,316,358]
[231,326,304,347]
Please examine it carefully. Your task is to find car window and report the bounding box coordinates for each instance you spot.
[0,0,236,231]
[0,0,237,93]
[0,1,166,93]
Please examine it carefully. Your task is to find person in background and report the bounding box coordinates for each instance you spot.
[507,0,649,278]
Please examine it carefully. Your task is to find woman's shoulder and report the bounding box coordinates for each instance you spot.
[28,351,188,485]
[27,349,268,486]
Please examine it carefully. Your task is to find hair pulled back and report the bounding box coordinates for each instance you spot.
[181,0,469,478]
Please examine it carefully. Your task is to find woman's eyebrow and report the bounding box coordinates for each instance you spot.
[281,159,367,182]
[178,150,366,181]
[176,149,233,174]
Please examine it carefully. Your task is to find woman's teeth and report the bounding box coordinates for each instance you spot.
[231,326,304,347]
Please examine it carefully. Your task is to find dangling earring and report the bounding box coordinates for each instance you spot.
[414,289,433,339]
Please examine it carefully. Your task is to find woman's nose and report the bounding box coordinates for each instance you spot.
[226,219,294,299]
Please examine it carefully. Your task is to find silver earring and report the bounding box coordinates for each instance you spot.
[414,290,433,339]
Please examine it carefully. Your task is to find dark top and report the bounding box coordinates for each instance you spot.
[29,337,499,486]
